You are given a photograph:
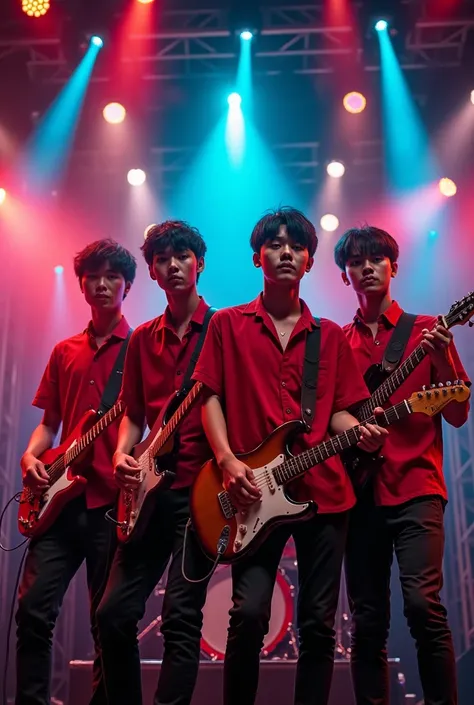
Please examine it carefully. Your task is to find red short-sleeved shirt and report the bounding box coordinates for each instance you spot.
[192,294,370,514]
[120,297,211,488]
[33,316,131,509]
[343,300,470,506]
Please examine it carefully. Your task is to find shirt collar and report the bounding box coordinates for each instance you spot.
[242,293,319,332]
[157,296,210,332]
[85,315,131,342]
[354,300,403,328]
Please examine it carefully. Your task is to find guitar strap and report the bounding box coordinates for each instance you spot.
[301,317,321,432]
[98,328,133,415]
[381,312,417,374]
[179,306,217,394]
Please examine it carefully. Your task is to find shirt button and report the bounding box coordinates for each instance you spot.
[285,408,291,415]
[177,370,182,376]
[281,381,286,387]
[89,379,95,385]
[374,340,380,346]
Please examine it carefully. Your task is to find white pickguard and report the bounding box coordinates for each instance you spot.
[38,440,78,520]
[231,453,311,555]
[125,429,167,533]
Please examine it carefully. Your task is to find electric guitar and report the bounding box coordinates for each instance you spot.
[190,382,470,563]
[360,292,474,416]
[116,381,204,543]
[18,402,125,538]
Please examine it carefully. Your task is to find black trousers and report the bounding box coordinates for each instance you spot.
[96,487,213,705]
[15,494,116,705]
[345,492,457,705]
[224,511,349,705]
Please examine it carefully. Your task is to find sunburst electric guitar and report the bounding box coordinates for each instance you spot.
[18,402,125,538]
[190,382,470,563]
[116,381,204,543]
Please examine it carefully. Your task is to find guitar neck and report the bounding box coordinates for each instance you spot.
[357,345,427,421]
[148,381,204,458]
[63,401,125,467]
[273,399,412,486]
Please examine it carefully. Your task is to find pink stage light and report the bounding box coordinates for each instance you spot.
[343,92,367,114]
[103,103,126,125]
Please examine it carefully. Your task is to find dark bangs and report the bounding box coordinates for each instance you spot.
[334,226,399,271]
[73,239,137,283]
[141,220,207,265]
[250,207,318,256]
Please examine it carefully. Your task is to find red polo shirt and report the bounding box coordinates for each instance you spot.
[33,316,131,509]
[343,300,470,506]
[120,297,211,488]
[192,294,370,514]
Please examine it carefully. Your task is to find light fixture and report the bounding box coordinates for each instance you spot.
[438,178,457,198]
[327,161,346,178]
[320,214,340,232]
[127,169,147,187]
[103,102,126,124]
[375,19,388,31]
[343,91,367,114]
[22,0,50,17]
[240,30,253,41]
[227,92,242,108]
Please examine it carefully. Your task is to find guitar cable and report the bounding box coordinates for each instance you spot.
[181,520,230,584]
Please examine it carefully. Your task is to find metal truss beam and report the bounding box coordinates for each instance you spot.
[0,7,472,83]
[0,286,22,631]
[445,415,474,658]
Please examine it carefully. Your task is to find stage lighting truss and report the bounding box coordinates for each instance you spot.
[3,5,471,84]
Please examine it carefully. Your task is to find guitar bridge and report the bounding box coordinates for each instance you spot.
[218,491,235,520]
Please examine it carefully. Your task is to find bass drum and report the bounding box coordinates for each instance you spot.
[201,565,294,660]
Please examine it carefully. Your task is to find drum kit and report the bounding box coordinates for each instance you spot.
[138,537,352,662]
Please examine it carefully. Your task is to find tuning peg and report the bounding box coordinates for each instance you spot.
[431,384,436,389]
[438,383,444,387]
[422,385,427,391]
[446,381,452,386]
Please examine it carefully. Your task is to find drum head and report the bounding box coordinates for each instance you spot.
[201,565,293,660]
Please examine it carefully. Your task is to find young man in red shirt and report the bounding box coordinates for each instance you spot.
[16,239,136,705]
[192,207,387,705]
[334,225,470,705]
[96,221,215,705]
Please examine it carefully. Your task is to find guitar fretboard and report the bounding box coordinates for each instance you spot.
[46,401,125,486]
[273,399,411,485]
[147,381,204,459]
[356,302,471,422]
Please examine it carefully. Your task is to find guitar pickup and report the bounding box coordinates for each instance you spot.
[218,491,235,520]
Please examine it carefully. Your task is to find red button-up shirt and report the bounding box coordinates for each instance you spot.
[193,294,370,514]
[120,297,211,488]
[33,316,131,509]
[343,300,470,506]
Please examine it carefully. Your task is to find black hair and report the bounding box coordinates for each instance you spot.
[73,239,137,283]
[334,225,399,271]
[250,207,318,257]
[141,220,207,266]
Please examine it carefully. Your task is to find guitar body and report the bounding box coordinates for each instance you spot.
[116,391,184,544]
[190,421,315,563]
[364,363,389,394]
[17,410,97,538]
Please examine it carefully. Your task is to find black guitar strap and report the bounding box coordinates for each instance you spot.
[98,328,133,415]
[301,317,321,432]
[381,312,417,374]
[180,307,217,394]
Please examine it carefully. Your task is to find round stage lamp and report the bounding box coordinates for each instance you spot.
[103,103,126,124]
[54,265,64,274]
[91,36,104,48]
[320,214,340,232]
[327,161,345,178]
[240,30,253,41]
[22,0,50,17]
[127,169,146,187]
[438,178,457,198]
[343,91,366,114]
[0,188,6,205]
[227,92,242,108]
[375,19,388,32]
[144,224,157,240]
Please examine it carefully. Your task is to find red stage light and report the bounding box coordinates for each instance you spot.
[22,0,50,17]
[137,0,154,4]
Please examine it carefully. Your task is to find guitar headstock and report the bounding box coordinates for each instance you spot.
[408,381,470,416]
[446,292,474,328]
